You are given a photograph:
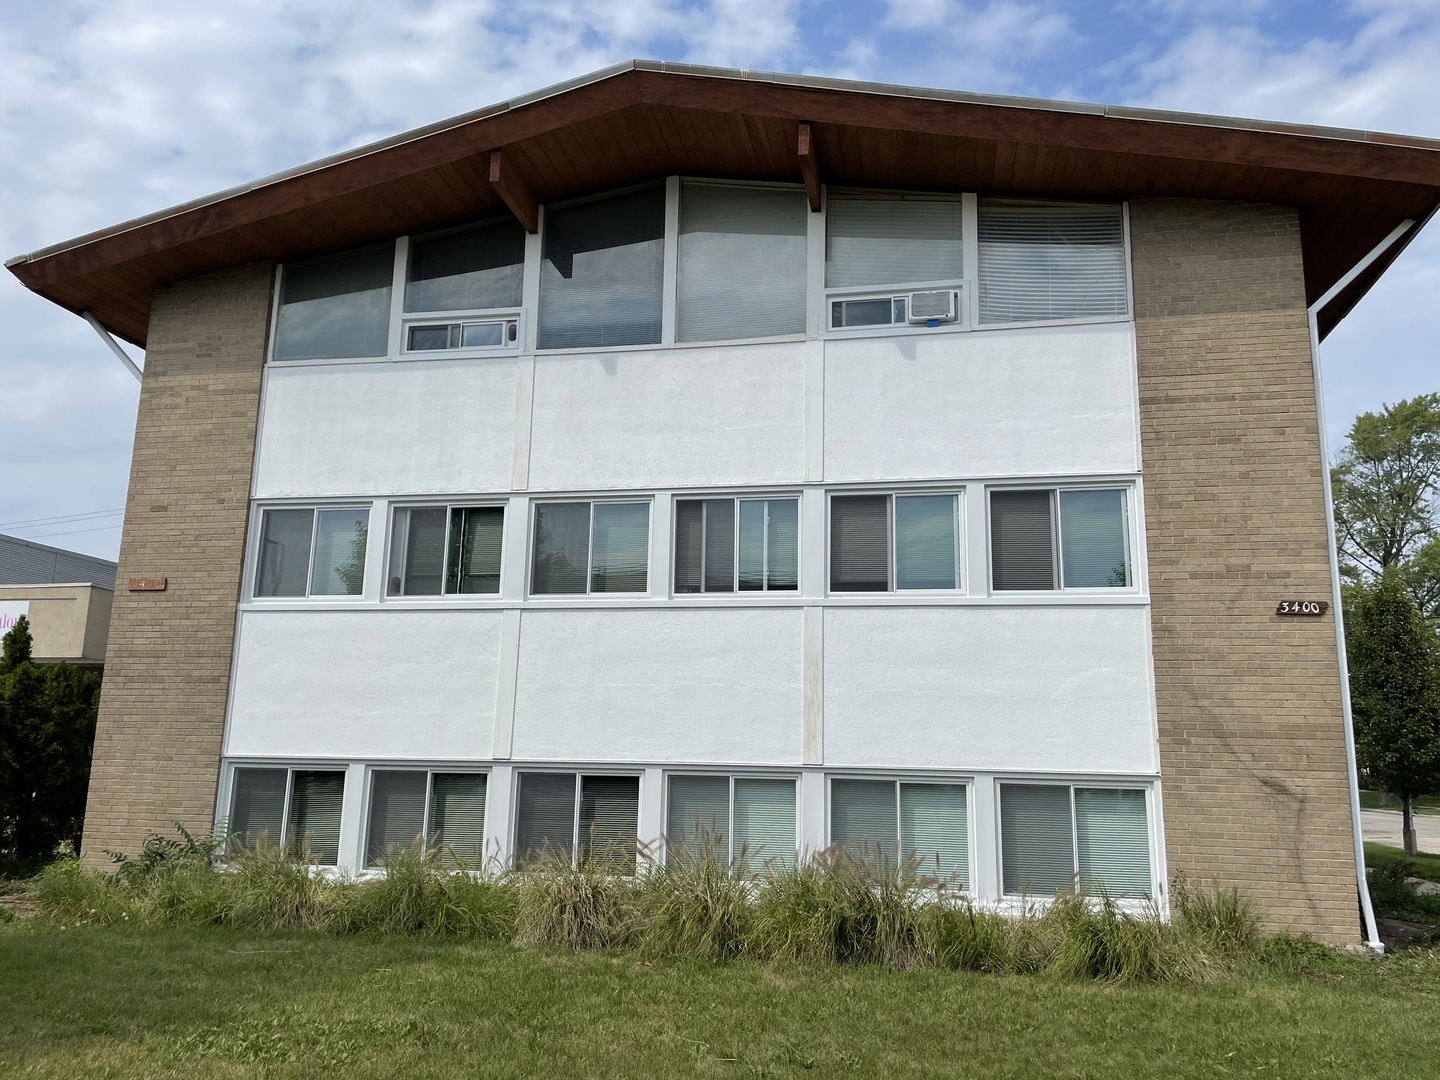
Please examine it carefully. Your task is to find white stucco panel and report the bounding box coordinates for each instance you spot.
[512,608,803,763]
[823,606,1156,774]
[227,610,503,759]
[527,343,807,491]
[824,322,1137,481]
[253,360,518,498]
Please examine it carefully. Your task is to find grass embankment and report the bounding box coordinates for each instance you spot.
[1,922,1437,1079]
[1359,790,1440,815]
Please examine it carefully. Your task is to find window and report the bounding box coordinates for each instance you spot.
[829,493,960,592]
[273,245,394,361]
[1000,784,1151,897]
[387,505,503,596]
[366,770,487,868]
[255,506,369,598]
[539,186,665,349]
[513,773,640,871]
[674,497,798,594]
[978,200,1127,324]
[677,182,807,342]
[666,775,797,871]
[531,501,650,595]
[406,219,525,314]
[228,767,346,865]
[989,488,1131,592]
[826,194,964,330]
[829,778,969,887]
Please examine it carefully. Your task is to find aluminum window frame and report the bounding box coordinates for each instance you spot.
[671,493,803,596]
[985,483,1137,596]
[222,763,349,867]
[662,770,801,867]
[528,497,653,598]
[362,766,490,869]
[249,502,373,601]
[824,772,975,890]
[825,488,965,596]
[385,500,508,599]
[510,769,644,869]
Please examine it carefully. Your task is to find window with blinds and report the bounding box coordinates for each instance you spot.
[387,505,503,597]
[830,493,959,593]
[666,775,797,872]
[514,773,640,871]
[531,501,650,595]
[366,770,488,868]
[990,488,1130,592]
[228,768,288,850]
[1001,783,1151,897]
[830,778,969,887]
[539,186,665,350]
[826,194,964,289]
[674,497,799,594]
[978,200,1127,324]
[255,506,369,598]
[406,219,525,313]
[274,244,395,361]
[228,767,345,865]
[677,182,807,342]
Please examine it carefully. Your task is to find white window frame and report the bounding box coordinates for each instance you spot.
[671,492,803,597]
[385,500,507,599]
[663,771,801,866]
[985,483,1137,596]
[528,497,653,599]
[825,488,966,596]
[825,772,974,890]
[994,778,1155,900]
[510,769,644,869]
[398,214,527,360]
[222,763,349,866]
[248,502,373,601]
[266,243,398,367]
[362,766,489,868]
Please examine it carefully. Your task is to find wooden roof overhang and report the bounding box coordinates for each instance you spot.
[10,60,1440,345]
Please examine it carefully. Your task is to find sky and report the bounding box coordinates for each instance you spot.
[2,0,1438,560]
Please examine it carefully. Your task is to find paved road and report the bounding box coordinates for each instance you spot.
[1360,808,1440,854]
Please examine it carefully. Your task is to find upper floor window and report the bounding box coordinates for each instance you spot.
[406,219,525,314]
[538,186,665,350]
[826,194,965,330]
[978,201,1127,324]
[989,488,1131,592]
[531,500,650,595]
[830,492,961,593]
[255,506,369,598]
[273,245,394,361]
[677,182,808,342]
[387,504,503,597]
[674,497,798,594]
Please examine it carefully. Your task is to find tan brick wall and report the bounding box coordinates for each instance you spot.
[80,264,273,864]
[1131,199,1361,944]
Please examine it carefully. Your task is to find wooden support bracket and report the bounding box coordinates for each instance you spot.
[798,123,822,212]
[489,148,539,234]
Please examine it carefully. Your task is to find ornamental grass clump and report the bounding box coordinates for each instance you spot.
[331,846,515,939]
[1042,890,1186,982]
[512,846,643,951]
[1171,876,1261,961]
[216,842,340,931]
[638,837,754,961]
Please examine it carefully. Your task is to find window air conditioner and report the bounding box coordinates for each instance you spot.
[906,290,958,325]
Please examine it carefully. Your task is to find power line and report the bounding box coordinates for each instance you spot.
[0,507,125,530]
[13,523,125,541]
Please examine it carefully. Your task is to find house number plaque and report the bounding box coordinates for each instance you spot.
[1276,600,1328,616]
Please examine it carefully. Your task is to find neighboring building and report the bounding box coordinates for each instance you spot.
[0,534,115,667]
[10,62,1440,946]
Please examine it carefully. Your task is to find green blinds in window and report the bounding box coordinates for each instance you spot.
[256,509,314,598]
[978,201,1127,324]
[310,508,368,596]
[532,503,590,595]
[1060,489,1130,588]
[831,779,898,865]
[1075,788,1151,897]
[590,503,649,594]
[288,771,345,866]
[448,506,503,594]
[539,186,665,349]
[900,783,968,887]
[515,773,576,866]
[830,495,889,592]
[677,182,808,341]
[1001,784,1075,896]
[366,771,427,867]
[274,244,394,361]
[990,491,1055,591]
[826,195,964,289]
[406,219,525,313]
[895,494,958,590]
[229,768,287,850]
[580,776,640,871]
[735,778,796,872]
[667,775,730,862]
[431,773,487,868]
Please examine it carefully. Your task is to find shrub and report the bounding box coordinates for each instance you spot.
[512,847,643,951]
[332,846,515,939]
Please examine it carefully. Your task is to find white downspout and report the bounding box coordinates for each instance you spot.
[1306,217,1415,954]
[82,311,143,382]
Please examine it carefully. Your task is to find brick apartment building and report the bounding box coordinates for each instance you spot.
[10,62,1440,946]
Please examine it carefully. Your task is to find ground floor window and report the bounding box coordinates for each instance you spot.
[228,767,346,866]
[665,775,797,871]
[829,778,970,887]
[513,773,640,871]
[366,770,487,868]
[1000,784,1151,897]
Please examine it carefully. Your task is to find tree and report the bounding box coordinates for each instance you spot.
[1348,570,1440,856]
[1333,393,1440,620]
[0,614,32,675]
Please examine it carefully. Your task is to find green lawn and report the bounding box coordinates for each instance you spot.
[1359,790,1440,815]
[3,922,1439,1079]
[1367,842,1440,883]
